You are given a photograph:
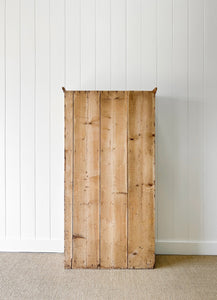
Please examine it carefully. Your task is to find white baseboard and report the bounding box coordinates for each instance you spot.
[0,240,217,255]
[156,240,217,255]
[0,240,64,252]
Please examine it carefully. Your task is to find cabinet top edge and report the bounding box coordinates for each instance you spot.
[62,87,157,95]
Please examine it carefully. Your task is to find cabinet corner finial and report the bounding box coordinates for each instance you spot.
[152,87,157,95]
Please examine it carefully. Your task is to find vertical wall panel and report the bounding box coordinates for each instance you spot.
[0,0,6,239]
[35,0,50,239]
[101,91,127,268]
[204,0,217,241]
[111,0,126,89]
[81,0,96,90]
[96,0,110,89]
[20,0,35,239]
[172,0,188,240]
[157,0,173,240]
[5,0,20,239]
[50,0,64,240]
[127,0,141,90]
[188,0,204,241]
[65,0,81,90]
[141,0,157,89]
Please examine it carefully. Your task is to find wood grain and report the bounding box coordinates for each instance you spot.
[100,91,128,268]
[72,91,100,268]
[128,91,155,269]
[64,91,73,268]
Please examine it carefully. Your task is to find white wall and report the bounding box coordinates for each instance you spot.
[0,0,217,254]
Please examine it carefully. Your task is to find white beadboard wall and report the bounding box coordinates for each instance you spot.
[0,0,217,254]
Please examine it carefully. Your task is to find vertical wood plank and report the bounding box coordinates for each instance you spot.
[73,92,87,267]
[64,91,73,269]
[101,91,127,268]
[86,92,100,267]
[73,91,100,268]
[5,0,20,239]
[128,91,155,269]
[35,0,50,239]
[50,0,65,241]
[0,0,6,239]
[20,0,35,240]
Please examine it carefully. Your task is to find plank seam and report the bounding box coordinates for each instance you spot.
[72,91,74,268]
[111,92,114,267]
[126,91,129,268]
[85,91,88,268]
[64,93,66,266]
[99,91,101,268]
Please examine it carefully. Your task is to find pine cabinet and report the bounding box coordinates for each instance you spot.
[63,89,156,269]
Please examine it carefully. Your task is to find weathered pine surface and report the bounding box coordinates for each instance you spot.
[128,91,156,268]
[73,91,100,268]
[101,91,128,268]
[64,89,156,269]
[64,91,73,268]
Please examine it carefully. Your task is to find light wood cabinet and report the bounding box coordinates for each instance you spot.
[63,89,157,269]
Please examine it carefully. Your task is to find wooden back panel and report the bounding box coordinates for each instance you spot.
[64,89,156,269]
